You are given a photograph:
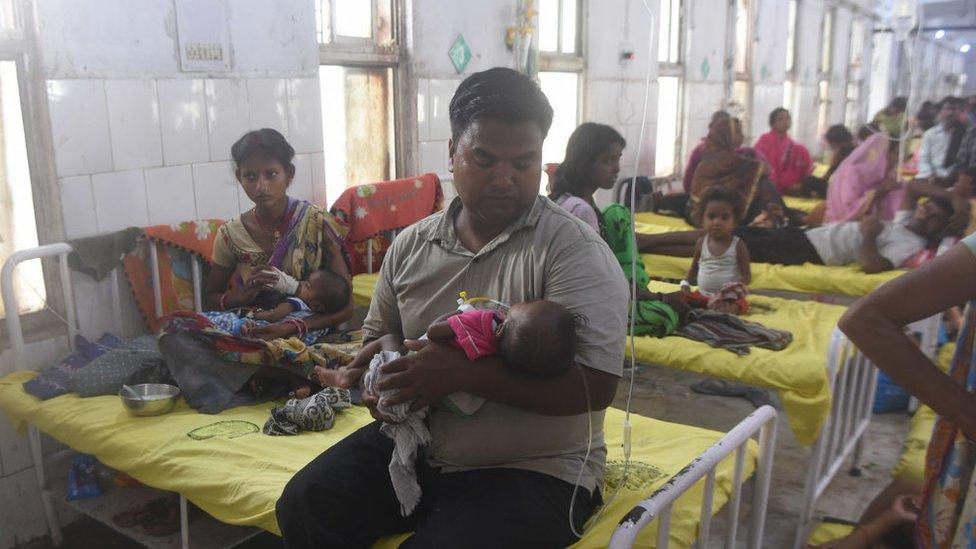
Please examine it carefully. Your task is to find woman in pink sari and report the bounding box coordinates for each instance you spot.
[824,133,903,223]
[753,108,813,195]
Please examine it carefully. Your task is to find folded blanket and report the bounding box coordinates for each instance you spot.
[263,387,352,435]
[363,350,431,516]
[677,309,792,356]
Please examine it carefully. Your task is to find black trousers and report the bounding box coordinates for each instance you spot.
[276,421,596,548]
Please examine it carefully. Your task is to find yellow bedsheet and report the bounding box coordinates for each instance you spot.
[628,281,840,445]
[784,196,824,214]
[632,214,905,297]
[0,371,756,548]
[890,343,951,484]
[353,274,835,446]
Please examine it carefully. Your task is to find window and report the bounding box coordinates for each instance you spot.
[783,0,798,110]
[845,18,866,129]
[816,7,834,144]
[0,59,41,318]
[727,0,752,134]
[656,0,683,177]
[538,0,584,190]
[317,0,400,209]
[0,1,65,340]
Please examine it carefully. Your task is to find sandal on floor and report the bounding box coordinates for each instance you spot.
[112,496,170,528]
[689,379,774,409]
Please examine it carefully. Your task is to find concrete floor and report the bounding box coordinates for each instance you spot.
[23,362,910,548]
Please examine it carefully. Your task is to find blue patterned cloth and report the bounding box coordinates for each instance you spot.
[202,298,327,346]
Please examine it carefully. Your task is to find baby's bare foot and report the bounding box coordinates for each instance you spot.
[291,384,312,399]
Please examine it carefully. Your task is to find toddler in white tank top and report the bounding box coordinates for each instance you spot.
[683,187,752,314]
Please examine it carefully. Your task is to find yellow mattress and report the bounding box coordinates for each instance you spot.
[627,281,841,445]
[783,196,825,214]
[0,371,756,548]
[807,522,855,545]
[890,343,951,484]
[353,274,836,446]
[632,213,905,297]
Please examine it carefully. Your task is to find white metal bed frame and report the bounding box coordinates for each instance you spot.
[3,238,779,547]
[633,305,939,548]
[609,404,778,548]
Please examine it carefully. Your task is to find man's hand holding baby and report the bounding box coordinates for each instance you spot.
[375,337,471,412]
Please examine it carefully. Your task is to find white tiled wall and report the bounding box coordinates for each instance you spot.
[48,76,324,239]
[416,77,461,201]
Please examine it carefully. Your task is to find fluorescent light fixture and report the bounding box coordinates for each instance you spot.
[935,29,945,39]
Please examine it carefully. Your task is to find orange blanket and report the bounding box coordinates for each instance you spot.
[330,174,443,274]
[123,221,225,331]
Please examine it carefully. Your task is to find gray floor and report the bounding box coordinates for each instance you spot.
[24,361,910,548]
[614,362,911,547]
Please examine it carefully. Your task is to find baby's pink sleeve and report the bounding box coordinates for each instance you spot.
[447,310,500,361]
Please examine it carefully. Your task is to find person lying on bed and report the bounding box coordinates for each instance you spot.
[276,67,629,548]
[637,190,957,274]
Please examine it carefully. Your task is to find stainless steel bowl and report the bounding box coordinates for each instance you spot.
[119,384,181,416]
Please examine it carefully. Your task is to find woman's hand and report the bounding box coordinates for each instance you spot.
[246,264,279,290]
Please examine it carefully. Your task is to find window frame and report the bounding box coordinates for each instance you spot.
[783,0,798,111]
[538,0,585,73]
[815,6,835,145]
[725,0,753,137]
[0,0,70,349]
[538,0,586,179]
[844,16,867,130]
[317,0,414,182]
[656,0,685,178]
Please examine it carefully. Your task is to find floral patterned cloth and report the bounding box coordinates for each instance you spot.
[123,220,225,331]
[330,174,443,274]
[918,300,976,548]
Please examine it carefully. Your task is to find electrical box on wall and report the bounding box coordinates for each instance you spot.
[175,0,232,72]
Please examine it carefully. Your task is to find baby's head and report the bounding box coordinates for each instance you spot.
[497,300,583,378]
[694,185,743,237]
[296,269,350,314]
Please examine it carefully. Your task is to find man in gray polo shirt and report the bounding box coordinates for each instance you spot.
[277,68,629,548]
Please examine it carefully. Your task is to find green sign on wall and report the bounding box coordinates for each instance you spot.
[449,34,472,74]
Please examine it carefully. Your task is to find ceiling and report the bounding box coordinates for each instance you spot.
[916,0,976,51]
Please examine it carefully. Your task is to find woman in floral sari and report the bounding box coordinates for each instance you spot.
[159,129,354,410]
[203,128,352,335]
[841,233,976,547]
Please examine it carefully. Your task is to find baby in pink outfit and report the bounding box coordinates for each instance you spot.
[315,300,581,415]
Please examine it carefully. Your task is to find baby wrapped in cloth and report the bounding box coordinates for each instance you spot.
[335,299,584,515]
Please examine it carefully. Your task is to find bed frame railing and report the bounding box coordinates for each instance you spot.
[2,241,205,548]
[609,404,778,548]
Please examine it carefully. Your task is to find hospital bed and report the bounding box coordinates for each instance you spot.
[1,241,779,548]
[352,272,930,548]
[633,212,905,301]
